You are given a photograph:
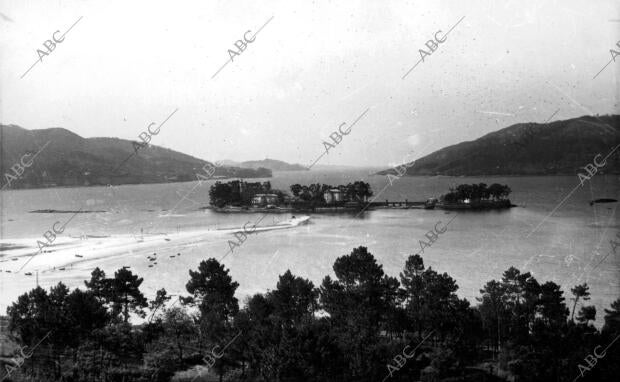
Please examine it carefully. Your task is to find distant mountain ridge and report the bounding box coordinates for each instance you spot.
[378,115,620,176]
[238,158,309,171]
[0,125,271,189]
[219,159,368,172]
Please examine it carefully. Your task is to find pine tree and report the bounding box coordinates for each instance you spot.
[603,298,620,334]
[109,268,148,322]
[570,283,591,322]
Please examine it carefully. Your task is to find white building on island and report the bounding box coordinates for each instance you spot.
[323,189,344,204]
[252,194,279,206]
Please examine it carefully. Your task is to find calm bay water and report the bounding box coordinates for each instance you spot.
[1,170,618,325]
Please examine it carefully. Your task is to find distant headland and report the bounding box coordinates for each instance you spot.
[0,125,307,189]
[377,114,619,176]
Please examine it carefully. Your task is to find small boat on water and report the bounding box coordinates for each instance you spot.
[276,215,311,226]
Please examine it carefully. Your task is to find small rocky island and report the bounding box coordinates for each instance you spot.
[436,183,514,210]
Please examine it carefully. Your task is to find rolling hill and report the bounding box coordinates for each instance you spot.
[378,115,620,176]
[219,159,361,171]
[238,158,309,171]
[0,125,271,189]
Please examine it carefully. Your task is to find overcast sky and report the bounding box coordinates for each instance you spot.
[0,0,618,167]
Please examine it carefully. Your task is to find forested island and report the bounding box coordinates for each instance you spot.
[208,181,373,212]
[207,181,516,212]
[438,183,513,210]
[1,248,619,381]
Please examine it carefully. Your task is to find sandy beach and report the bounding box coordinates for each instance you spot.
[0,215,311,310]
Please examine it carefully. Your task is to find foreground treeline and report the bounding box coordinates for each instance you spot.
[2,247,620,382]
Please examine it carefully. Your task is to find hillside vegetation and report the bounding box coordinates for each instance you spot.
[0,125,271,189]
[379,115,620,176]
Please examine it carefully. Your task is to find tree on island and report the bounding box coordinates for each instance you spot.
[488,183,511,201]
[442,183,511,203]
[345,181,373,202]
[209,181,234,206]
[209,180,281,206]
[290,184,302,197]
[290,181,373,204]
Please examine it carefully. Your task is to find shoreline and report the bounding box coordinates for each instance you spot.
[3,173,618,193]
[0,216,310,274]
